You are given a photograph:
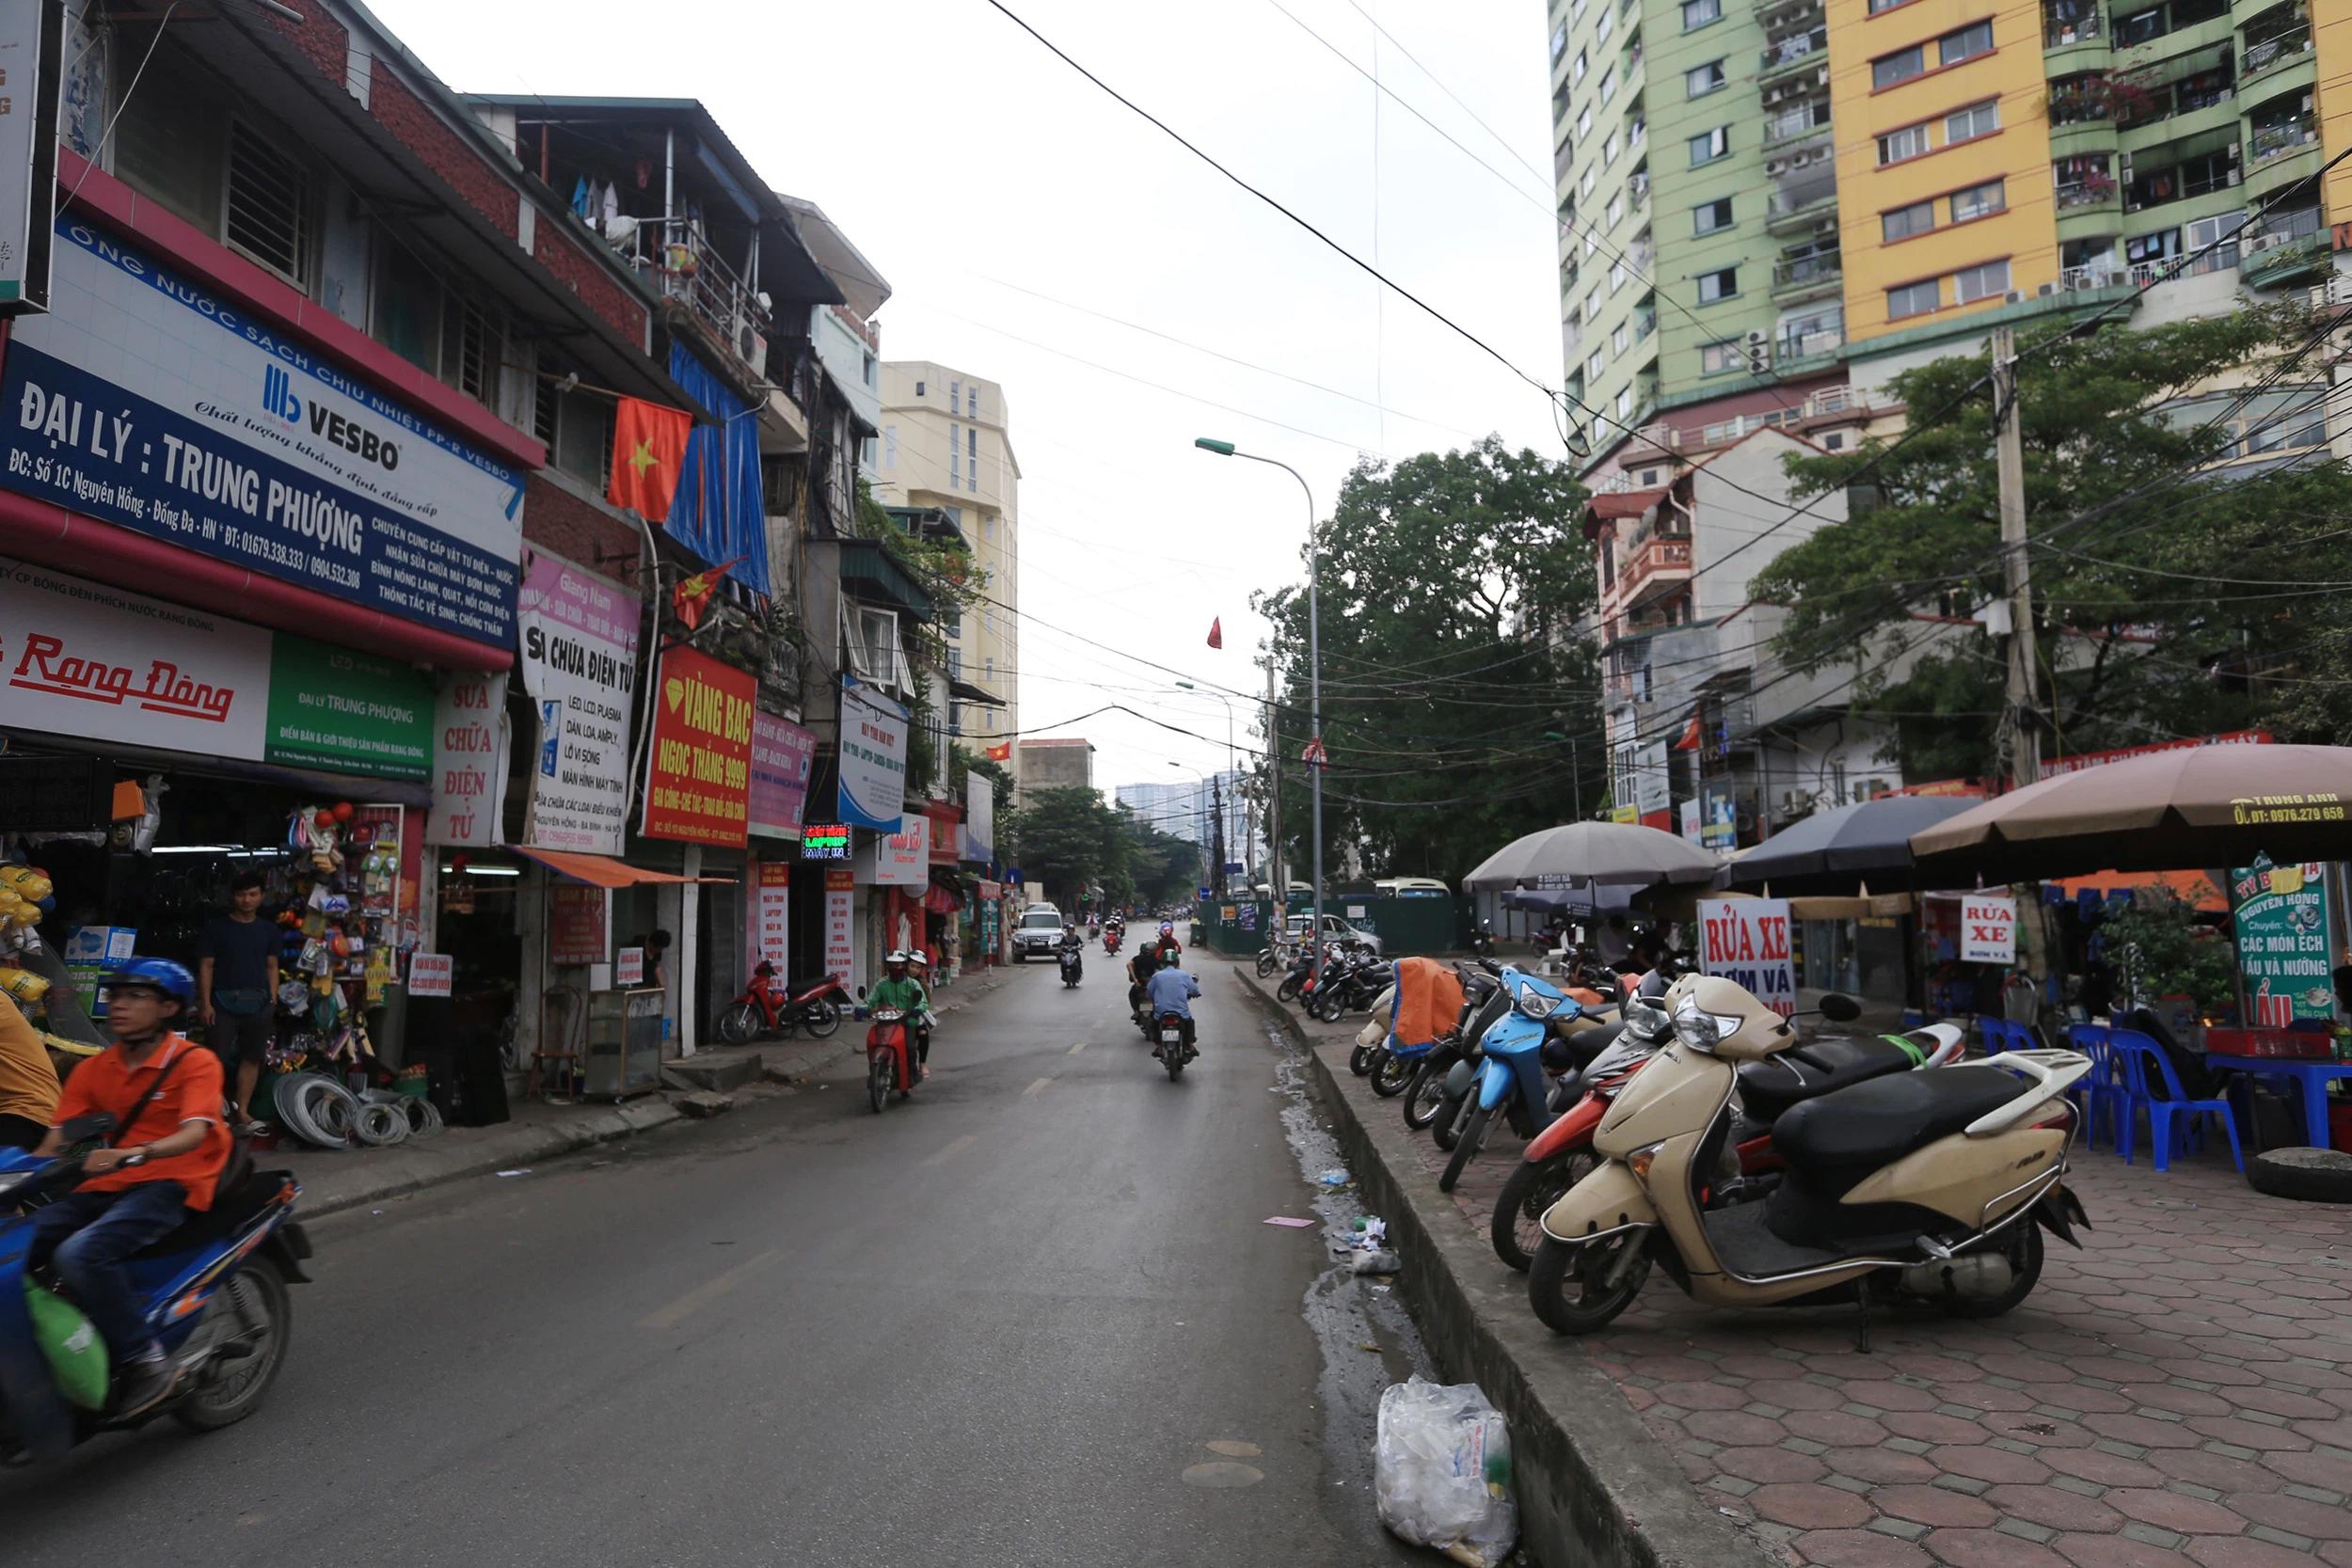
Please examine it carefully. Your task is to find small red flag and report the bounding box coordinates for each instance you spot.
[608,397,692,518]
[986,741,1013,763]
[1672,711,1702,752]
[1206,617,1223,649]
[673,556,744,630]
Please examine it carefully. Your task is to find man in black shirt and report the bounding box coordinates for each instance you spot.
[196,871,279,1133]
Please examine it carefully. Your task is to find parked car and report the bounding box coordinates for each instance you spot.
[1282,911,1383,956]
[1011,905,1068,961]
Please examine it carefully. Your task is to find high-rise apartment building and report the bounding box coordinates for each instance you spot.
[875,361,1021,745]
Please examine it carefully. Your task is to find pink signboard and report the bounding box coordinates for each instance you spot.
[748,712,818,840]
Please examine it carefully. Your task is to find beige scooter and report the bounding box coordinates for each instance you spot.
[1530,974,2090,1341]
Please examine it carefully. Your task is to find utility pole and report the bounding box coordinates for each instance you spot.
[1266,658,1284,910]
[1991,325,2043,788]
[1211,773,1228,901]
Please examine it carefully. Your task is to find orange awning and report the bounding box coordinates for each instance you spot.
[2050,868,2226,913]
[513,847,733,888]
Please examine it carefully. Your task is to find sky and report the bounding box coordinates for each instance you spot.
[371,0,1570,805]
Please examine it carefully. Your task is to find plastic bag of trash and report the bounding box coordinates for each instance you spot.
[1374,1376,1517,1567]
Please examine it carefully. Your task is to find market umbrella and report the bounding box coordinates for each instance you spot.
[1907,744,2352,885]
[1462,821,1719,892]
[1723,795,1979,894]
[1502,883,1637,916]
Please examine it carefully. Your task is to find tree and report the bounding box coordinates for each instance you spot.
[1251,436,1600,886]
[1120,814,1203,909]
[1752,307,2352,779]
[1004,785,1126,909]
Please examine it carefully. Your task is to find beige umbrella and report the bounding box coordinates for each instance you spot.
[1462,820,1720,892]
[1907,743,2352,884]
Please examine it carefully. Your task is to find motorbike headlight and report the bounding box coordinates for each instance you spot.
[1517,989,1562,1022]
[1672,1003,1742,1053]
[1625,1000,1674,1041]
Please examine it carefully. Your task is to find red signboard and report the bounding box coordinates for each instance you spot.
[641,646,755,846]
[925,801,962,865]
[2037,729,2271,781]
[548,883,607,966]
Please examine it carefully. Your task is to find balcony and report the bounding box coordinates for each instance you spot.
[2043,0,2102,47]
[1772,250,1842,302]
[2242,24,2312,81]
[1776,325,1844,365]
[1766,179,1838,231]
[2055,176,2119,211]
[652,223,772,381]
[2249,116,2318,164]
[1763,100,1832,148]
[1634,305,1657,341]
[2058,246,2240,293]
[1629,170,1651,209]
[1759,29,1827,81]
[1618,533,1692,602]
[2242,206,2328,288]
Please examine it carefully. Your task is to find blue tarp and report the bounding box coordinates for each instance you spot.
[664,343,769,596]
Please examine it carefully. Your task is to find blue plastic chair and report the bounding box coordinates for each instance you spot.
[2109,1028,2242,1172]
[2065,1022,2124,1150]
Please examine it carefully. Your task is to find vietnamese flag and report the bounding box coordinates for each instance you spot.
[1671,710,1702,752]
[985,741,1013,763]
[1206,617,1223,649]
[673,556,744,630]
[608,397,692,518]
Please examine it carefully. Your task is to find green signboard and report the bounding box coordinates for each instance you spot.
[264,636,435,781]
[2229,856,2336,1026]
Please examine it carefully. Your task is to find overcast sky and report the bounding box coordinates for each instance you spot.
[373,0,1567,806]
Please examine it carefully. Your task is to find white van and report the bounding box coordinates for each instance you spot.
[1011,904,1067,960]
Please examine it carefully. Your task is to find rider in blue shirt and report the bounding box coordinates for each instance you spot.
[1144,955,1201,1060]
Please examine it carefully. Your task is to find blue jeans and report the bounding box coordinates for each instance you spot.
[29,1182,188,1362]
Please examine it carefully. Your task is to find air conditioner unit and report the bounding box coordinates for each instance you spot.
[2004,290,2024,305]
[2038,281,2059,297]
[1745,329,1770,346]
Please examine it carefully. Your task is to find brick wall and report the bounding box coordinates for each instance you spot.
[524,472,647,594]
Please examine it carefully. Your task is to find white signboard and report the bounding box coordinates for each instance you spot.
[822,870,855,984]
[835,676,909,833]
[616,946,645,987]
[1679,800,1703,846]
[1697,896,1797,1019]
[1634,741,1671,818]
[1962,894,2018,965]
[517,548,639,856]
[963,767,994,863]
[753,861,790,970]
[871,815,929,887]
[407,953,453,998]
[3,217,526,642]
[0,2,59,315]
[427,671,509,847]
[0,557,271,756]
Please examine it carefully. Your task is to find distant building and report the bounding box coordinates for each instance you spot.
[1115,770,1253,863]
[1015,738,1094,803]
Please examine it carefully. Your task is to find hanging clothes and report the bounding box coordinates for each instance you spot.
[570,175,591,219]
[599,180,620,229]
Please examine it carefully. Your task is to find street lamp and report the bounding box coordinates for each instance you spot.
[1194,435,1325,986]
[1175,678,1237,897]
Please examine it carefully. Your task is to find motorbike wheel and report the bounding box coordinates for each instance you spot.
[867,1053,893,1114]
[1314,990,1346,1023]
[1349,1042,1376,1077]
[172,1259,291,1431]
[1277,976,1302,1004]
[1430,1086,1470,1150]
[1256,949,1279,977]
[1938,1221,2045,1320]
[1166,1039,1186,1081]
[1371,1051,1413,1099]
[1402,1051,1455,1131]
[1439,1104,1493,1193]
[716,1002,759,1045]
[1492,1152,1596,1273]
[1528,1232,1652,1335]
[803,1000,842,1038]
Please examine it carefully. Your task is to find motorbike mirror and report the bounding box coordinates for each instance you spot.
[1818,993,1862,1023]
[56,1111,115,1144]
[854,984,868,1002]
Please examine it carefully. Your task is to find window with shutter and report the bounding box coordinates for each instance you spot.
[225,119,310,284]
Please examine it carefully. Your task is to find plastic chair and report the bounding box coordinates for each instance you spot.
[2109,1028,2242,1173]
[2065,1022,2123,1150]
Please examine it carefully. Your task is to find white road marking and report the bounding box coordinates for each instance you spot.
[1023,1076,1055,1097]
[637,1247,783,1329]
[922,1133,978,1168]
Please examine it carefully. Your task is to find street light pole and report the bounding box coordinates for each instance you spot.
[1195,436,1324,987]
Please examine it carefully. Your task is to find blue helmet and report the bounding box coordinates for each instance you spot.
[102,957,197,1012]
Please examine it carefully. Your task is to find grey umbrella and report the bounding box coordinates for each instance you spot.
[1462,821,1720,892]
[1723,795,1979,893]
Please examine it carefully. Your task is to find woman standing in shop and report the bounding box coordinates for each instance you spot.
[0,991,61,1148]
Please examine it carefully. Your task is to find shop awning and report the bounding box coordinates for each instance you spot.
[513,847,734,887]
[2045,868,2225,913]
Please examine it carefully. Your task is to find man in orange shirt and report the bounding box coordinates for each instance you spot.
[28,958,230,1417]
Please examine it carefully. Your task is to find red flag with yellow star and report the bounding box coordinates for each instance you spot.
[673,557,744,630]
[608,397,692,518]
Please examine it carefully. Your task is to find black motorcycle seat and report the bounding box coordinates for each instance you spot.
[127,1168,294,1259]
[1736,1036,1919,1125]
[1540,1018,1622,1072]
[1772,1066,2026,1176]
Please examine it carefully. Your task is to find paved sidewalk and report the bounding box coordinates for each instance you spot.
[1248,967,2352,1568]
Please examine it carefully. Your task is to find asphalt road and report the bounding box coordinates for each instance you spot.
[2,957,1428,1568]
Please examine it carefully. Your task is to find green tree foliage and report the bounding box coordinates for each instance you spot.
[1751,308,2352,779]
[1251,436,1600,884]
[1005,786,1126,909]
[2100,891,2237,1011]
[1122,814,1204,910]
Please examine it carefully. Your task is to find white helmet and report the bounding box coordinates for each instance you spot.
[885,949,909,965]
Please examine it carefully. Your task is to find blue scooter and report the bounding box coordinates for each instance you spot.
[1438,966,1582,1193]
[0,1117,311,1464]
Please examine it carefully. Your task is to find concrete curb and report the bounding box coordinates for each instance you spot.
[1232,965,1774,1568]
[294,1099,685,1221]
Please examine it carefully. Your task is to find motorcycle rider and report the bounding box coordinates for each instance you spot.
[1057,923,1086,981]
[1126,940,1163,1021]
[1145,949,1202,1060]
[1152,921,1183,966]
[27,958,230,1418]
[868,951,933,1081]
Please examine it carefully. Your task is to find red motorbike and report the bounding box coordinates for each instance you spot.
[1104,928,1122,955]
[716,962,848,1044]
[865,1007,919,1112]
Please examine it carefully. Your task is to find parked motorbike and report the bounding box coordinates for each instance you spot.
[1529,974,2090,1338]
[862,1005,921,1113]
[1439,965,1604,1193]
[1311,951,1389,1023]
[1404,964,1507,1134]
[0,1115,311,1463]
[1058,945,1084,988]
[716,962,849,1044]
[1470,923,1497,958]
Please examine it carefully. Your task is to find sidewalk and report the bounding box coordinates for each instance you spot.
[1230,957,2352,1568]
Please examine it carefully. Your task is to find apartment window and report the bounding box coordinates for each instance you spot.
[372,236,441,374]
[1584,228,1599,256]
[863,352,878,388]
[1867,0,1910,10]
[883,424,898,467]
[1688,126,1728,166]
[1581,164,1598,197]
[1604,132,1621,166]
[1697,265,1738,302]
[1887,277,1941,318]
[914,380,926,396]
[947,647,964,680]
[1700,339,1746,374]
[1950,178,2006,222]
[1686,59,1726,96]
[1877,123,1931,164]
[949,422,962,484]
[1578,105,1594,138]
[1693,195,1734,233]
[1873,43,1926,88]
[1952,258,2010,302]
[1589,349,1607,379]
[1573,49,1588,84]
[967,426,979,489]
[1883,198,1935,241]
[1681,0,1720,28]
[1613,319,1630,354]
[1551,21,1568,61]
[966,386,978,417]
[950,378,961,408]
[1609,259,1628,292]
[1599,65,1617,105]
[1607,192,1624,226]
[1616,385,1635,418]
[1946,99,1999,144]
[1596,6,1613,44]
[438,293,495,403]
[224,119,310,285]
[1941,19,1994,64]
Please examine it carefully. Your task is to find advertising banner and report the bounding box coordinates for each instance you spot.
[426,671,509,846]
[822,867,856,982]
[872,816,929,887]
[836,677,909,832]
[1701,784,1738,850]
[963,768,994,863]
[1697,896,1796,1018]
[516,549,638,856]
[2041,729,2270,780]
[925,802,960,865]
[1960,894,2017,966]
[753,860,790,969]
[641,645,754,847]
[1679,800,1702,846]
[2230,856,2336,1025]
[407,953,453,998]
[747,711,817,840]
[1634,742,1670,819]
[263,637,434,781]
[2,217,525,644]
[548,883,606,966]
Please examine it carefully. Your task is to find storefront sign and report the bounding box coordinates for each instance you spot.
[1634,742,1670,819]
[0,754,111,831]
[0,1,62,315]
[747,712,817,840]
[548,883,606,966]
[641,645,755,846]
[925,802,960,865]
[800,823,851,861]
[3,218,525,644]
[963,768,994,863]
[616,946,644,987]
[427,671,509,845]
[871,816,929,887]
[1960,894,2017,965]
[517,549,638,856]
[1697,896,1796,1018]
[1610,802,1637,824]
[822,867,856,982]
[1701,784,1738,851]
[754,860,790,969]
[263,636,435,781]
[407,952,453,998]
[2041,729,2271,780]
[1679,800,1702,845]
[835,677,909,832]
[2230,856,2336,1025]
